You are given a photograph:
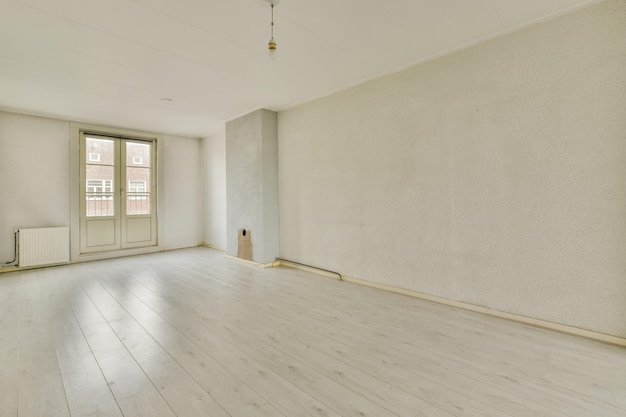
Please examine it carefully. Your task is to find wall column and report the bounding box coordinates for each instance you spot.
[225,109,279,264]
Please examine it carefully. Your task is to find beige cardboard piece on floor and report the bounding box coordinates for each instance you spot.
[237,229,252,261]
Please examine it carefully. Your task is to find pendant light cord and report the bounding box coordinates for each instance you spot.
[271,4,274,39]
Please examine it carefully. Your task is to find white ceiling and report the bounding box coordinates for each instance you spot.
[0,0,598,138]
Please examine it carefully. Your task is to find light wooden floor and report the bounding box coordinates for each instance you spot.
[1,247,625,417]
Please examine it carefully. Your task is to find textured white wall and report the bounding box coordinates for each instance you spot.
[0,112,70,262]
[202,131,227,250]
[160,135,203,250]
[278,0,626,337]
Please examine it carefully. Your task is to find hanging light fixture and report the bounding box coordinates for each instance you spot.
[266,0,280,60]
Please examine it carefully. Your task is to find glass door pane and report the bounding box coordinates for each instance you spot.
[125,141,152,215]
[85,137,115,217]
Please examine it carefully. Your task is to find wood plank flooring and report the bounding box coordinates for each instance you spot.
[1,247,625,417]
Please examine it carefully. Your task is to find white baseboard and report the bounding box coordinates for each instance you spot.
[225,255,278,268]
[278,262,626,347]
[201,243,226,252]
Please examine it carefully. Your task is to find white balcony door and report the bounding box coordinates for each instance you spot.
[80,133,157,254]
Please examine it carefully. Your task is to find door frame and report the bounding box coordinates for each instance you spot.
[70,122,163,263]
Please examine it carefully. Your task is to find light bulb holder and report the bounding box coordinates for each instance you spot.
[265,0,279,59]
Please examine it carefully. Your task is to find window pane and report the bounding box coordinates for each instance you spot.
[126,142,151,215]
[126,166,151,215]
[86,137,114,165]
[128,181,146,193]
[85,165,115,217]
[126,142,151,167]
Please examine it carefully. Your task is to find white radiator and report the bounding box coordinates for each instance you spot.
[18,227,70,267]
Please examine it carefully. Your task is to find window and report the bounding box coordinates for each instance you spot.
[77,127,158,253]
[89,152,101,162]
[86,179,113,200]
[86,178,114,217]
[132,156,143,164]
[128,181,147,200]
